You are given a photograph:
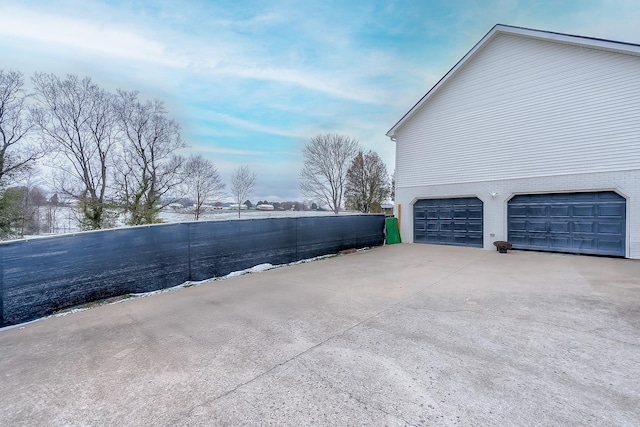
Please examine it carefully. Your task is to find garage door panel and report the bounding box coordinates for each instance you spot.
[468,209,483,219]
[442,211,451,219]
[428,233,450,243]
[508,191,625,256]
[453,222,468,231]
[574,205,597,216]
[598,192,623,201]
[454,234,478,245]
[510,235,527,245]
[573,222,595,233]
[468,223,482,232]
[440,222,453,231]
[453,209,468,219]
[509,206,527,217]
[550,237,571,248]
[528,235,549,247]
[572,193,598,201]
[425,222,438,231]
[527,206,548,217]
[599,204,624,217]
[414,198,483,248]
[598,239,624,252]
[549,222,570,232]
[573,238,596,250]
[528,221,547,232]
[509,221,527,231]
[550,206,570,217]
[467,235,483,246]
[598,222,623,234]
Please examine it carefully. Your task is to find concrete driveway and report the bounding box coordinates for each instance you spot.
[1,244,639,426]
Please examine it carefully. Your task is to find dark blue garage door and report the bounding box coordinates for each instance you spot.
[508,192,625,256]
[414,198,483,247]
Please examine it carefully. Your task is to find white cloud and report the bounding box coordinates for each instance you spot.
[0,6,182,68]
[188,144,264,156]
[205,111,306,139]
[212,64,383,104]
[0,3,403,106]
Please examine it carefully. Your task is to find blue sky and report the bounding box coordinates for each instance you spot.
[1,0,639,201]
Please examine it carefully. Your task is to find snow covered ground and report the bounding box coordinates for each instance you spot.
[158,209,353,223]
[19,207,355,239]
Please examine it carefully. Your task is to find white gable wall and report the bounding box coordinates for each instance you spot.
[394,33,640,258]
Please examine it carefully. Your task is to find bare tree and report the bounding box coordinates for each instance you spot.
[0,177,48,239]
[299,133,359,214]
[344,150,390,213]
[45,193,61,234]
[183,154,225,220]
[230,165,256,218]
[31,73,117,230]
[390,169,396,202]
[0,70,39,186]
[114,91,186,225]
[0,186,23,239]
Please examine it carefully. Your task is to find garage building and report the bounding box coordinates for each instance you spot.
[387,24,640,258]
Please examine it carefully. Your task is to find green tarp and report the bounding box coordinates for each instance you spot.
[385,217,402,245]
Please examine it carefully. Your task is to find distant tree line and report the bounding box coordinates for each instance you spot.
[1,69,393,240]
[0,69,231,239]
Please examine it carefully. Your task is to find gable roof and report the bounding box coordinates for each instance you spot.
[386,24,640,139]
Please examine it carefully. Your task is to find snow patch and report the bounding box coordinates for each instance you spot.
[53,307,90,317]
[224,263,274,278]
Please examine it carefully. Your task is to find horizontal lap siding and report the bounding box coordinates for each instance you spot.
[396,34,640,188]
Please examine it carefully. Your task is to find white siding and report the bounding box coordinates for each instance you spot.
[395,33,640,189]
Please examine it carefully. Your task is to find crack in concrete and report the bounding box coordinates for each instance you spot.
[297,358,412,425]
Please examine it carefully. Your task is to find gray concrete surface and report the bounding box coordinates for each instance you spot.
[1,244,639,426]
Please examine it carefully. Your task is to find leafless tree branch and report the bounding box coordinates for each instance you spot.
[299,133,359,214]
[230,165,256,218]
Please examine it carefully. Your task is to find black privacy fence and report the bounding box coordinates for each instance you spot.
[0,215,385,327]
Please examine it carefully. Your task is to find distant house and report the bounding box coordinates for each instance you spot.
[387,24,640,258]
[256,204,275,211]
[228,204,247,210]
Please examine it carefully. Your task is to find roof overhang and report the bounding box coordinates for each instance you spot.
[386,24,640,140]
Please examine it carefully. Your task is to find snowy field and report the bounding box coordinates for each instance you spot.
[158,209,354,223]
[18,207,359,239]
